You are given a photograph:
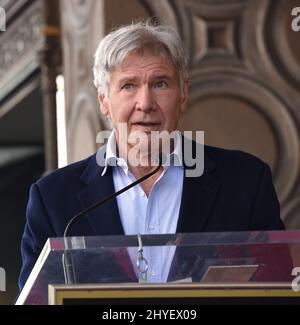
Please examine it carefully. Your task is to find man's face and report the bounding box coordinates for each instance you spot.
[99,51,188,155]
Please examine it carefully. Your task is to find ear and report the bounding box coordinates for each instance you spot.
[180,79,189,113]
[98,92,109,117]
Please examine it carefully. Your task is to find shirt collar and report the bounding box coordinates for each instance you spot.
[101,129,183,176]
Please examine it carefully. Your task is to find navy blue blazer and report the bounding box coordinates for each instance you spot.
[19,142,284,288]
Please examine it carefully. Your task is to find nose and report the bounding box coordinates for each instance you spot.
[135,86,156,112]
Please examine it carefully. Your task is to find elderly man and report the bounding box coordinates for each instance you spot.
[19,21,284,289]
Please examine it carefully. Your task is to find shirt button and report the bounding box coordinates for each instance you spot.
[148,225,155,231]
[151,271,157,277]
[141,192,146,197]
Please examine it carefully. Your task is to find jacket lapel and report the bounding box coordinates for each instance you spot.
[77,140,221,235]
[78,152,124,236]
[176,141,221,233]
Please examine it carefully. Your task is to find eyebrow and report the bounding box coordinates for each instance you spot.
[117,77,139,86]
[118,75,174,85]
[152,74,173,80]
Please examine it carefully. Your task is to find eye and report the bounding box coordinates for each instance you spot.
[121,83,136,91]
[154,81,168,89]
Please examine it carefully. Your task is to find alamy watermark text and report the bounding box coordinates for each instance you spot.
[292,7,300,32]
[292,267,300,292]
[0,267,6,292]
[96,125,204,178]
[0,6,6,32]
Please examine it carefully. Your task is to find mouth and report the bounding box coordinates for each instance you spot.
[132,122,161,131]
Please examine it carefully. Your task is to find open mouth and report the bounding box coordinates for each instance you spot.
[132,122,161,132]
[133,122,161,127]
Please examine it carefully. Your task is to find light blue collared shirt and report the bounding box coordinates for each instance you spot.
[102,130,184,282]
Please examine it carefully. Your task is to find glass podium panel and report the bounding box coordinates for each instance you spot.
[16,231,300,305]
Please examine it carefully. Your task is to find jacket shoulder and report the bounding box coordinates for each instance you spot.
[204,144,267,171]
[36,154,96,189]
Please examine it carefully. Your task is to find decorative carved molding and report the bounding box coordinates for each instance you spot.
[63,0,96,31]
[67,89,102,162]
[0,0,44,101]
[0,1,43,72]
[140,0,178,30]
[0,0,30,22]
[0,0,61,171]
[187,71,299,204]
[60,0,107,162]
[264,0,300,90]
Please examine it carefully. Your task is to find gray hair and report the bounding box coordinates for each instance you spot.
[93,21,189,96]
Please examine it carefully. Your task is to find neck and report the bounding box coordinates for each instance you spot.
[128,163,164,197]
[129,162,163,177]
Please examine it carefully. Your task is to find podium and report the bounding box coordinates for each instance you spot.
[16,231,300,305]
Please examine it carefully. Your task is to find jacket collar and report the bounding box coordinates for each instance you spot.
[78,147,124,236]
[176,138,220,233]
[78,137,220,235]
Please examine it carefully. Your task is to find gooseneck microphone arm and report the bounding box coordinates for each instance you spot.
[63,159,163,237]
[62,157,163,285]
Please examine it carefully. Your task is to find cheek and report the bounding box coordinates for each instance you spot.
[161,98,181,123]
[120,109,133,124]
[110,99,133,123]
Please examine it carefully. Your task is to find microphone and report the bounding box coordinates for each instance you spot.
[64,154,163,237]
[62,153,163,284]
